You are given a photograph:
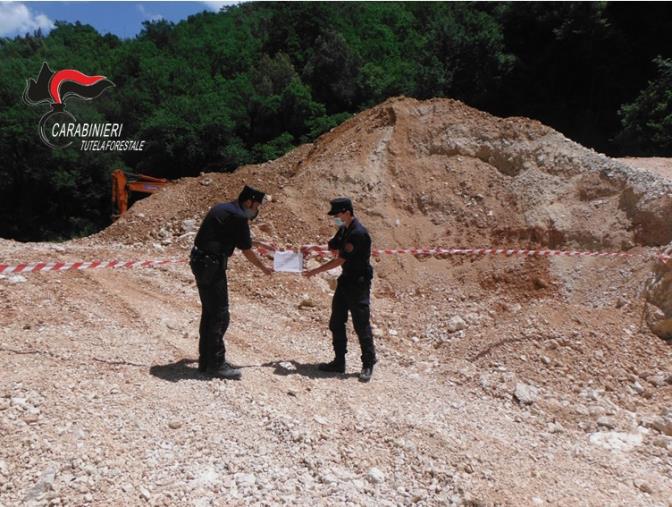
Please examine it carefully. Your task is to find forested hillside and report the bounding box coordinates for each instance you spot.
[1,2,670,240]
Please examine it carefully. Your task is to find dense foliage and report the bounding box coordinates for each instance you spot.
[617,57,672,155]
[1,2,670,240]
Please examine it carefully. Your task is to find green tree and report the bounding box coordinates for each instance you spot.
[618,57,672,155]
[303,29,361,111]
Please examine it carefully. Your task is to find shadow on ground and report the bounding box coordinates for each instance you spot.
[150,358,274,382]
[261,360,359,380]
[149,358,206,382]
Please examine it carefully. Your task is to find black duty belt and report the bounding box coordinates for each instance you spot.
[191,246,228,269]
[192,245,222,258]
[197,241,225,254]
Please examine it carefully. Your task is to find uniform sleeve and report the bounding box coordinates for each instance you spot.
[327,229,341,251]
[339,229,370,260]
[235,218,253,250]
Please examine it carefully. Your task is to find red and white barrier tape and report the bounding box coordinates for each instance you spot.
[1,246,669,275]
[297,244,672,262]
[0,259,187,275]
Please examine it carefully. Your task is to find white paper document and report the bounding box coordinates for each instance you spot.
[273,251,304,273]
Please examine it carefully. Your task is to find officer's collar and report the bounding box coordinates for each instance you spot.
[231,199,245,213]
[343,217,357,230]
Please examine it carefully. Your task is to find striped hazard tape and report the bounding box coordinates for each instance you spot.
[298,244,672,262]
[0,246,669,275]
[0,259,187,275]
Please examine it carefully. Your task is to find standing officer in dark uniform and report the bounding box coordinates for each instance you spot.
[190,185,273,380]
[303,197,377,382]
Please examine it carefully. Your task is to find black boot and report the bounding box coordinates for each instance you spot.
[318,358,345,373]
[359,364,374,382]
[203,361,242,380]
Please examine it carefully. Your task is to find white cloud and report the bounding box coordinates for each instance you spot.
[137,4,164,22]
[0,2,55,37]
[202,1,242,12]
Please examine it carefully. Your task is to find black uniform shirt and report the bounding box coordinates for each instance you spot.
[194,200,252,257]
[328,218,373,281]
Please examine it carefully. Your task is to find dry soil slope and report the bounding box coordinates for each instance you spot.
[1,97,671,506]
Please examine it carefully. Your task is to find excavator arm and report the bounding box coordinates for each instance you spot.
[112,169,169,218]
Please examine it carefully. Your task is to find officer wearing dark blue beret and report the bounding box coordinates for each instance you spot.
[190,185,273,380]
[303,197,377,381]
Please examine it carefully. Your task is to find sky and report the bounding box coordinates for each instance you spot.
[0,1,239,39]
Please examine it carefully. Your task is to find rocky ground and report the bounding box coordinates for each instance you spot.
[1,98,671,506]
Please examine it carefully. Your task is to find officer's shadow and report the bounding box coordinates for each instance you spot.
[149,358,206,382]
[262,360,359,380]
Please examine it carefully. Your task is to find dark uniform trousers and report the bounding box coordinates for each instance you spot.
[329,277,377,368]
[190,248,229,370]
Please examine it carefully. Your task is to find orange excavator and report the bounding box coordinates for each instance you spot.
[111,169,170,218]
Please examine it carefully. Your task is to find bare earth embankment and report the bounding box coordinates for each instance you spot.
[1,98,671,506]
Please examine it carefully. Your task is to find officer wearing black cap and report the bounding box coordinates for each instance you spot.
[190,185,273,380]
[303,197,377,381]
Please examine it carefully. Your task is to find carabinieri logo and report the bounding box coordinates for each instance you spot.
[23,62,144,152]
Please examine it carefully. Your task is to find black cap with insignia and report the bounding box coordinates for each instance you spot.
[327,197,354,215]
[238,185,265,204]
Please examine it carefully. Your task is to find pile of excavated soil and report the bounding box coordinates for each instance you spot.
[1,97,671,506]
[618,157,672,182]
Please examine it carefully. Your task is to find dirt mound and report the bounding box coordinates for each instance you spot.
[98,97,672,252]
[2,97,671,506]
[618,157,672,182]
[92,96,672,337]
